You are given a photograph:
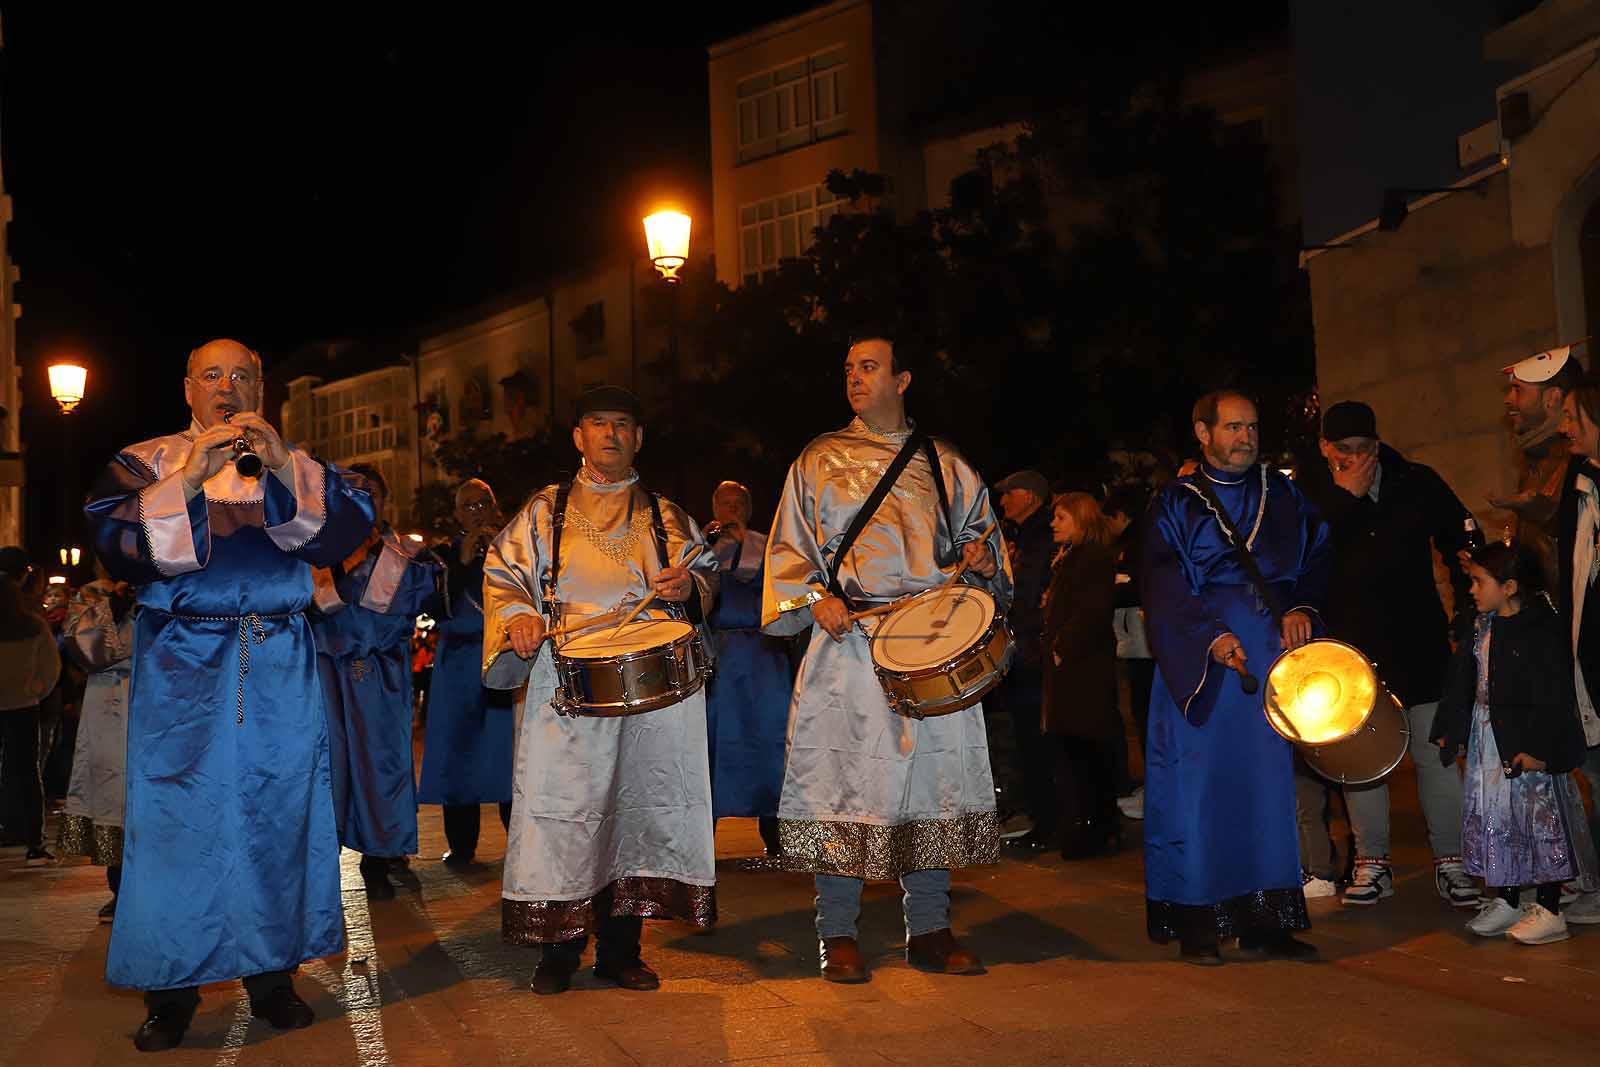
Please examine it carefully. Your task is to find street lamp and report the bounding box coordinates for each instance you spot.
[48,363,87,414]
[59,547,80,567]
[47,361,88,565]
[643,210,691,284]
[643,210,691,497]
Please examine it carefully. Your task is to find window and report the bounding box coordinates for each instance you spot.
[570,301,606,360]
[312,377,404,462]
[736,46,849,164]
[739,183,843,285]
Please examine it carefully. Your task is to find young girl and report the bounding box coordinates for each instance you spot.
[1430,541,1598,945]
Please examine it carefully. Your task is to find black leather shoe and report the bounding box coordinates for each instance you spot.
[1179,940,1223,966]
[250,986,315,1030]
[441,849,475,869]
[1239,933,1318,960]
[359,858,396,900]
[593,958,660,991]
[1005,828,1058,852]
[133,1007,193,1052]
[531,954,580,995]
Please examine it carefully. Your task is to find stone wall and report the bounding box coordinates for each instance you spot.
[1308,170,1555,537]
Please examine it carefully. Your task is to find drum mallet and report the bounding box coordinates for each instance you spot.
[1222,646,1259,694]
[610,543,707,635]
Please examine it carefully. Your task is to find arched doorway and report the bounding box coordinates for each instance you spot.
[1554,162,1600,346]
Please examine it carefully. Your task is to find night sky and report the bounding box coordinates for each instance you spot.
[2,6,818,553]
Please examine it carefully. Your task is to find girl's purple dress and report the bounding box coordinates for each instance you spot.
[1461,615,1599,890]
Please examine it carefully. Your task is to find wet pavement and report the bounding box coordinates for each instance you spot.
[5,760,1600,1066]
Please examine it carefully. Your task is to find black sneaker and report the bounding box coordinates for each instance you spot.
[250,986,315,1030]
[24,847,54,866]
[441,849,475,869]
[98,897,117,924]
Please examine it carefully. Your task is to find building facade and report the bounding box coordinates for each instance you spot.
[1295,0,1600,527]
[0,145,20,547]
[282,365,416,530]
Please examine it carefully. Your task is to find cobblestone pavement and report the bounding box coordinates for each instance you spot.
[4,761,1599,1066]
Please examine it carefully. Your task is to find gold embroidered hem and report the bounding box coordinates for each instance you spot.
[56,813,123,867]
[777,810,1000,880]
[502,877,717,944]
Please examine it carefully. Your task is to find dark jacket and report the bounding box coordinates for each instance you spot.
[1297,443,1472,708]
[1004,503,1055,670]
[1040,540,1121,739]
[1429,598,1587,774]
[1555,455,1600,719]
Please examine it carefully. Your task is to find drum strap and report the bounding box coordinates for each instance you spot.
[545,479,574,615]
[1193,474,1282,625]
[828,428,944,609]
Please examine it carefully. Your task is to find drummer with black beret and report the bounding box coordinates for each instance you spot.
[480,385,720,995]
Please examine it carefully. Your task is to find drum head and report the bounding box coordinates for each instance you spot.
[871,586,997,672]
[1264,639,1378,744]
[560,618,692,659]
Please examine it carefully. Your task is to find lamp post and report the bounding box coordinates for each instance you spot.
[643,211,690,496]
[48,362,87,562]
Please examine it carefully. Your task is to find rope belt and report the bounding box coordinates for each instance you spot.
[163,609,301,725]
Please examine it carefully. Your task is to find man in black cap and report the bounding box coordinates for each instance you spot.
[1298,400,1477,909]
[480,385,720,994]
[993,470,1057,848]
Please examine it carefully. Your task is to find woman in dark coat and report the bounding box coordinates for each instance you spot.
[1041,492,1123,859]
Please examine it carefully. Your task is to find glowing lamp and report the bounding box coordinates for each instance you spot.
[643,210,691,283]
[406,533,424,543]
[48,363,88,414]
[48,575,67,586]
[59,547,81,567]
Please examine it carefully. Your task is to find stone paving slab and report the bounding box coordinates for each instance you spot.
[4,760,1599,1065]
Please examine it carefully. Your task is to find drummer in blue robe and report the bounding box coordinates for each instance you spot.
[416,478,516,865]
[84,339,375,1052]
[1141,389,1331,965]
[310,464,441,900]
[704,480,791,854]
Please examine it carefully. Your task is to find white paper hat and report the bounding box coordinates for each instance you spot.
[1503,345,1573,384]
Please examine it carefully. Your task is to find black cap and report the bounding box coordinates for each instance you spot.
[573,386,643,425]
[1321,400,1378,442]
[0,546,29,580]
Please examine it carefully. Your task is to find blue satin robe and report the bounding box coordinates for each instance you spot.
[1140,461,1330,943]
[705,531,792,820]
[85,436,374,990]
[416,545,514,805]
[312,533,440,857]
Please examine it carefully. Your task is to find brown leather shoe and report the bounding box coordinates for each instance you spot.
[593,959,660,991]
[906,928,983,974]
[819,936,868,983]
[531,954,580,995]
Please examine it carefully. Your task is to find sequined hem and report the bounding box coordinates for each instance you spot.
[56,813,123,867]
[502,878,716,945]
[777,810,1000,880]
[1145,888,1310,945]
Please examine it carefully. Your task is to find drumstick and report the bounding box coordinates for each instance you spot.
[845,599,904,624]
[941,521,999,589]
[610,543,707,635]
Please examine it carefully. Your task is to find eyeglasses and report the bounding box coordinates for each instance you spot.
[462,499,495,513]
[189,369,258,390]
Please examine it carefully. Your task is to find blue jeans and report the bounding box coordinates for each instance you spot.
[815,869,950,939]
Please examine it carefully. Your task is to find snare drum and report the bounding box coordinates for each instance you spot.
[552,618,710,717]
[1262,638,1410,785]
[869,585,1013,719]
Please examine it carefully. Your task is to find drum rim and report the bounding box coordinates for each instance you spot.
[1301,693,1411,785]
[1262,636,1381,743]
[869,584,1000,673]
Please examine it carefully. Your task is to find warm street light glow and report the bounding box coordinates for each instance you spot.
[644,210,691,283]
[48,575,67,586]
[59,547,80,566]
[48,363,88,413]
[406,533,424,543]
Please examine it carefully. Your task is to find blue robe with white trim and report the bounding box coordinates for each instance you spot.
[1141,460,1330,944]
[311,530,440,858]
[85,431,374,990]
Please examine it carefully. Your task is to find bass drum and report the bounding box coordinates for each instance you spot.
[1262,638,1410,785]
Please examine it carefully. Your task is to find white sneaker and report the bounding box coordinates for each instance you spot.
[998,814,1033,840]
[1563,890,1600,925]
[1507,904,1569,945]
[1302,872,1337,899]
[1467,898,1525,937]
[1343,859,1394,905]
[1433,858,1479,908]
[1560,881,1580,905]
[1116,787,1144,821]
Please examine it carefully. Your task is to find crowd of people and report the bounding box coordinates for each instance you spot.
[4,333,1600,1049]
